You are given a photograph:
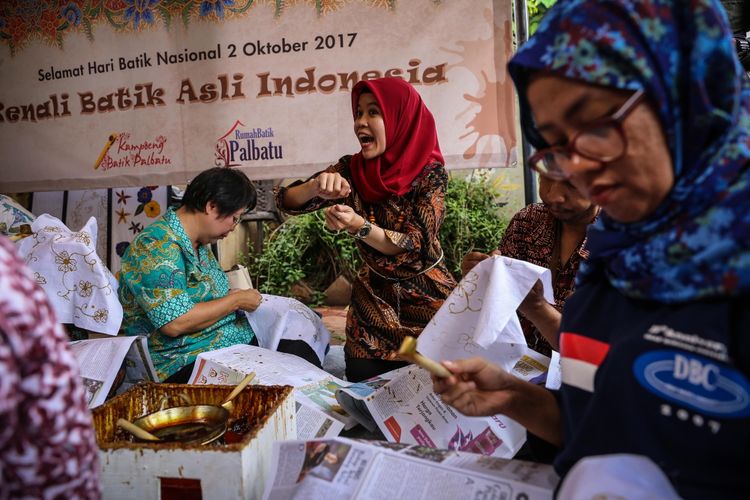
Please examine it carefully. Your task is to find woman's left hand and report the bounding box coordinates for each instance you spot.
[324,204,362,233]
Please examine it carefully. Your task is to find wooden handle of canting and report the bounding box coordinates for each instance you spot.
[398,335,452,378]
[412,352,452,378]
[117,418,161,442]
[221,371,256,408]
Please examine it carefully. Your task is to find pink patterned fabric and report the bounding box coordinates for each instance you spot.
[0,236,100,499]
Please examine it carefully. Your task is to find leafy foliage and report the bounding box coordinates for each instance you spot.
[527,0,557,34]
[440,176,509,277]
[246,213,361,303]
[247,175,509,303]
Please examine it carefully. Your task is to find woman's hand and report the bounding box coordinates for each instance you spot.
[460,249,501,277]
[324,204,363,233]
[518,279,547,316]
[311,172,351,200]
[229,288,263,312]
[432,357,516,417]
[517,279,561,349]
[461,251,489,277]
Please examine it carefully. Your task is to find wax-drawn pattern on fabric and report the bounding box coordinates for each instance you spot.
[448,270,482,314]
[115,190,132,205]
[458,331,481,354]
[0,0,403,55]
[115,208,130,224]
[23,223,114,325]
[288,298,324,343]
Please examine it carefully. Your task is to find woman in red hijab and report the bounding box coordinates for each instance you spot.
[277,77,457,381]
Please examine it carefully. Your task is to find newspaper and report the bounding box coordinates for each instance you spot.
[336,350,550,458]
[188,345,356,439]
[69,335,157,408]
[263,437,558,500]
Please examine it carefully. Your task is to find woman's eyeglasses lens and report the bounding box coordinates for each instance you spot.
[530,150,570,180]
[575,126,625,160]
[528,89,643,180]
[529,125,627,180]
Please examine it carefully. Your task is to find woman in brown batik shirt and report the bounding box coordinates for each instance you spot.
[277,78,456,381]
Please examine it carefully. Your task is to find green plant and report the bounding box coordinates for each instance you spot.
[245,212,360,304]
[528,0,557,34]
[441,174,509,277]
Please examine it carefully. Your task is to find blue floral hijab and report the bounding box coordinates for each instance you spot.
[509,0,750,302]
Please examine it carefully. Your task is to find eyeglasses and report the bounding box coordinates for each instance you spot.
[527,89,645,180]
[231,210,249,227]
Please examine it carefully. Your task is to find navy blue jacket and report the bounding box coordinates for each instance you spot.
[555,279,750,498]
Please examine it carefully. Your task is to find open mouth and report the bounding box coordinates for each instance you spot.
[358,134,374,146]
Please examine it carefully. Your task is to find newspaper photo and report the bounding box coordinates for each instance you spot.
[69,335,157,408]
[188,344,355,439]
[263,438,558,500]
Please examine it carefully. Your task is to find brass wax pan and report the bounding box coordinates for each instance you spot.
[117,372,255,445]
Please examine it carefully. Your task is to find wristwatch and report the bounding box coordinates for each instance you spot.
[351,220,372,240]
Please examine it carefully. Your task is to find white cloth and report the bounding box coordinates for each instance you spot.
[244,294,330,364]
[16,214,122,335]
[417,255,553,372]
[557,454,681,499]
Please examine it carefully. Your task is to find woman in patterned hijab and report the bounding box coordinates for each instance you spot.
[434,1,750,496]
[509,0,750,300]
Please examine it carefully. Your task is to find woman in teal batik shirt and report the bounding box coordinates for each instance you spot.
[119,168,263,382]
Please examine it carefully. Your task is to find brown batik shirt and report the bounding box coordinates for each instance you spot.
[276,156,457,361]
[499,203,591,357]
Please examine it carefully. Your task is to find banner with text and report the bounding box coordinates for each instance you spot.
[0,0,516,192]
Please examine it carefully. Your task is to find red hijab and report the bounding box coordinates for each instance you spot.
[349,78,444,203]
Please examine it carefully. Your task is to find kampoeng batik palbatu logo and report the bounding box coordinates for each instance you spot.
[93,132,171,171]
[215,120,283,167]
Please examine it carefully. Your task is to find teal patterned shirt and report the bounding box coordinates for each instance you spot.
[118,208,254,380]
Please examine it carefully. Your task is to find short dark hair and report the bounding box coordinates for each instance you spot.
[181,167,257,216]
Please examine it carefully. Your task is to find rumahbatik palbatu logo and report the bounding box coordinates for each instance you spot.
[215,120,283,167]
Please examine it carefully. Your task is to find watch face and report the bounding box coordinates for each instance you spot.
[358,224,371,238]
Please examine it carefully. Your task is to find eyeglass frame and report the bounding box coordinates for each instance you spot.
[527,88,646,180]
[231,209,251,227]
